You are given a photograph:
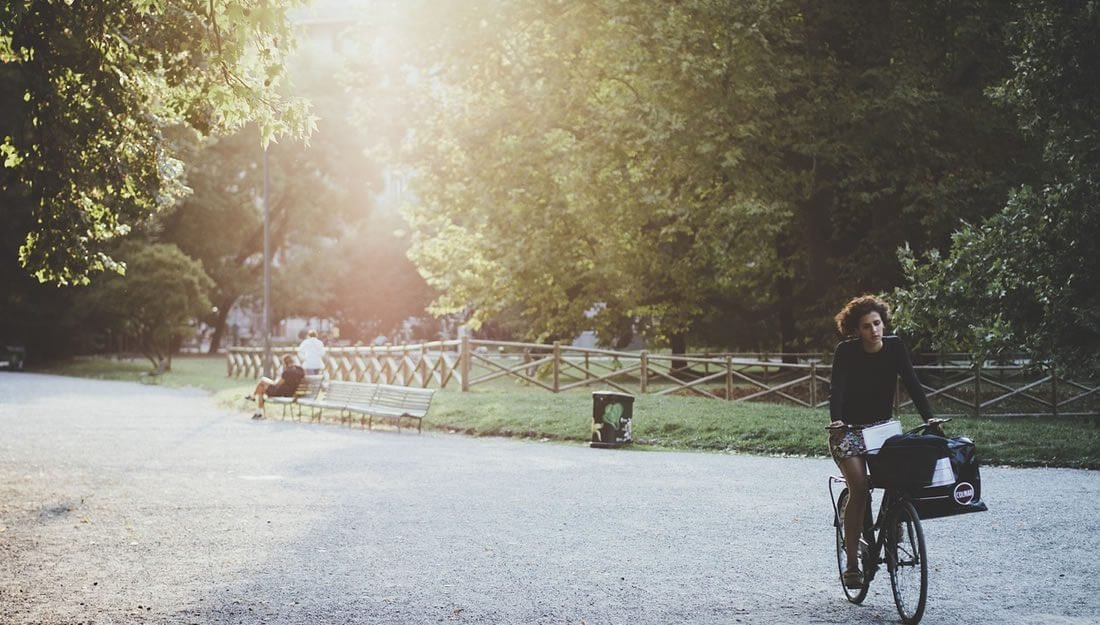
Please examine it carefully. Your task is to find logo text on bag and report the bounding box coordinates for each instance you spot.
[953,482,975,505]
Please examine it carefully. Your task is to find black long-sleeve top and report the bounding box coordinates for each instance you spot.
[828,336,933,425]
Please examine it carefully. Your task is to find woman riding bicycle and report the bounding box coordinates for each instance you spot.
[828,295,935,589]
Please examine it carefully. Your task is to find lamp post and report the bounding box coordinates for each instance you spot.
[262,144,273,378]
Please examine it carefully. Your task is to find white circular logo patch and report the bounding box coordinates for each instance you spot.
[953,482,976,505]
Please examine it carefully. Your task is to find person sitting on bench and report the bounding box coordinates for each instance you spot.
[246,354,305,420]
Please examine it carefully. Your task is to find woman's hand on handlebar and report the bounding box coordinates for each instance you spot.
[827,418,951,434]
[911,417,951,436]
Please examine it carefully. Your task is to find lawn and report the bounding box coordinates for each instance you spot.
[31,355,1100,469]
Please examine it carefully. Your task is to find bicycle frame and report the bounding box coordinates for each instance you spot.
[828,418,947,624]
[828,474,903,583]
[828,417,949,571]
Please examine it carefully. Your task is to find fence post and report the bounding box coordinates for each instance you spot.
[419,342,427,387]
[356,345,366,382]
[404,344,412,381]
[810,362,817,408]
[369,344,376,383]
[584,351,591,380]
[726,355,733,401]
[1051,369,1058,418]
[640,351,649,393]
[387,345,395,382]
[552,341,561,392]
[460,335,470,392]
[974,360,982,418]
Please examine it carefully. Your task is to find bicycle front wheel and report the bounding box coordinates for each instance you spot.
[835,488,870,604]
[886,499,928,624]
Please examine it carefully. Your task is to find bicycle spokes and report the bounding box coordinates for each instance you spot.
[831,477,930,624]
[888,501,928,624]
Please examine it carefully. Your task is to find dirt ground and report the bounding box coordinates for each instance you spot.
[1,372,1098,624]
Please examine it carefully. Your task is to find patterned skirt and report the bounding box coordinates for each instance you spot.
[828,419,892,464]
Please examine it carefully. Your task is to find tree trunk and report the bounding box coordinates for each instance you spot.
[775,235,799,364]
[141,335,162,370]
[206,296,236,354]
[669,332,696,380]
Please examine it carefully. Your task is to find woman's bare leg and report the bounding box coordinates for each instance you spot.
[838,455,869,573]
[252,378,274,410]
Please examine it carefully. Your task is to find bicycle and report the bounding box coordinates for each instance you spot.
[827,417,952,625]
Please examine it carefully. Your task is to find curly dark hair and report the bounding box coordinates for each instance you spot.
[834,295,891,337]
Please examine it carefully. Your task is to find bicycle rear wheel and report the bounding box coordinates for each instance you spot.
[886,499,928,624]
[834,489,870,603]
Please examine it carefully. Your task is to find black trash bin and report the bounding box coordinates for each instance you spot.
[0,345,25,371]
[591,391,634,448]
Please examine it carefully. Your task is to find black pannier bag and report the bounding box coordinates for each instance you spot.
[868,433,988,520]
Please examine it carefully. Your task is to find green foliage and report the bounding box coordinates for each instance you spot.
[765,1,1031,349]
[155,128,262,349]
[158,124,357,349]
[895,1,1100,376]
[380,1,794,346]
[317,210,438,343]
[155,41,430,349]
[359,0,1025,352]
[0,0,313,285]
[39,354,246,392]
[384,388,1100,468]
[75,242,214,365]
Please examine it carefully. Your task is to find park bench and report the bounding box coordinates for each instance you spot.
[299,380,376,425]
[264,375,324,420]
[299,380,433,434]
[364,384,434,433]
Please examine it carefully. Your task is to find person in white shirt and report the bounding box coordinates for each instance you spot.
[297,329,326,375]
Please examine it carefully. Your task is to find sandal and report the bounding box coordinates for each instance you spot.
[843,569,864,589]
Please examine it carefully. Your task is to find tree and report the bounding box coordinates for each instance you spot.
[360,0,1025,356]
[154,36,435,351]
[0,204,81,363]
[753,1,1033,352]
[0,0,312,285]
[318,211,438,344]
[157,119,372,352]
[895,1,1100,375]
[154,128,265,352]
[76,242,214,367]
[362,0,792,350]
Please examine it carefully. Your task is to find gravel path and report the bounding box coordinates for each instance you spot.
[1,372,1098,625]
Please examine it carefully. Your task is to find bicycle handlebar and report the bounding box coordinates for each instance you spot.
[907,417,951,435]
[825,417,951,432]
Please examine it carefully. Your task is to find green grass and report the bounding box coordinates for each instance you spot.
[32,355,1100,469]
[35,354,245,392]
[430,389,1100,468]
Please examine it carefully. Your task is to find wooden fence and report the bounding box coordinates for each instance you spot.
[226,339,1099,418]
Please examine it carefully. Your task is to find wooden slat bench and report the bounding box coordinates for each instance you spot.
[265,375,324,420]
[299,380,377,425]
[299,381,434,433]
[364,384,434,433]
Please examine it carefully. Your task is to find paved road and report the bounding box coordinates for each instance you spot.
[1,372,1098,625]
